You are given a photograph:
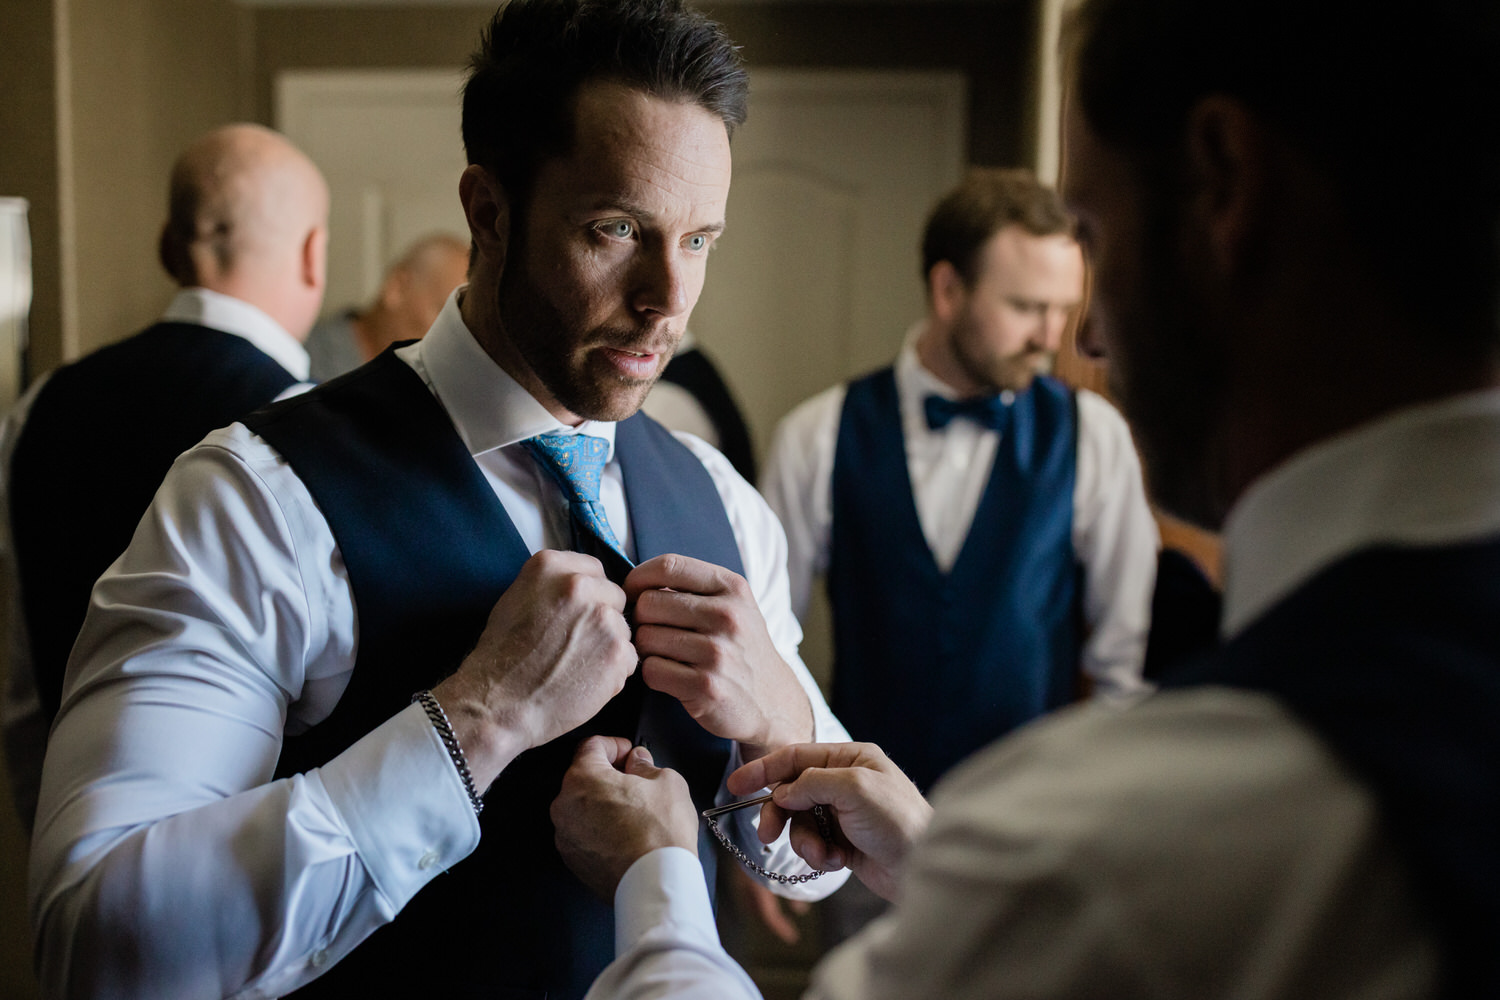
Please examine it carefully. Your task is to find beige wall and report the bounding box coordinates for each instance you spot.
[0,0,64,381]
[0,0,251,372]
[66,0,253,360]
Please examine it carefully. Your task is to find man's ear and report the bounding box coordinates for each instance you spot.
[302,224,328,291]
[459,164,510,273]
[1182,96,1269,279]
[928,260,966,325]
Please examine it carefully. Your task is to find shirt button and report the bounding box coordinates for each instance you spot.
[418,849,441,871]
[310,949,329,969]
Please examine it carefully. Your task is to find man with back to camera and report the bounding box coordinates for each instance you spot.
[26,3,849,999]
[0,122,325,832]
[761,168,1156,799]
[303,231,470,380]
[551,0,1500,996]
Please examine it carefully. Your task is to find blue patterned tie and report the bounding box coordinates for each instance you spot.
[522,433,635,581]
[923,392,1013,432]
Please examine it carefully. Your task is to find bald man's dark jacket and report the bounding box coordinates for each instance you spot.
[8,320,298,721]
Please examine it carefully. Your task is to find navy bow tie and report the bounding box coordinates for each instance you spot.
[923,392,1012,431]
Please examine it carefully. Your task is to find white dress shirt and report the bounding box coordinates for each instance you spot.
[27,291,848,1000]
[759,332,1158,701]
[586,387,1500,1000]
[0,287,310,831]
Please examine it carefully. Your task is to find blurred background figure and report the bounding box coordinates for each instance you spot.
[0,122,326,832]
[760,167,1157,942]
[642,332,759,483]
[304,231,468,380]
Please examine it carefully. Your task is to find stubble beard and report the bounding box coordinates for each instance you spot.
[951,321,1052,395]
[496,253,672,423]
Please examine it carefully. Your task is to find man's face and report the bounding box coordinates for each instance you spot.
[497,79,732,423]
[1062,98,1228,527]
[944,226,1085,394]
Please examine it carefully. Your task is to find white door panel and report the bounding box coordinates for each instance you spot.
[277,70,468,310]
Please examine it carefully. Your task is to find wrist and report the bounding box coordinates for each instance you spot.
[430,675,529,791]
[756,689,815,754]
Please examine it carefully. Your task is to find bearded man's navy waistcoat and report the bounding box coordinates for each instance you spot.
[828,368,1081,793]
[244,349,740,1000]
[1159,539,1500,999]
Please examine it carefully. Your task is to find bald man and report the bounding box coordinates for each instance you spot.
[305,232,470,380]
[0,122,328,830]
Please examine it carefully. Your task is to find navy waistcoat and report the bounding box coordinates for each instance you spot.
[1161,540,1500,999]
[9,322,296,721]
[244,351,740,1000]
[828,369,1081,793]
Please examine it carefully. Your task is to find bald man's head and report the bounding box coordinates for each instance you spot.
[353,232,471,360]
[158,123,330,339]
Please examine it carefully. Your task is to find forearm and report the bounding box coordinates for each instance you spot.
[586,847,766,1000]
[31,702,479,999]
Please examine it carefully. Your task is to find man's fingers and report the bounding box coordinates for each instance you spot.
[729,742,882,796]
[638,654,707,705]
[572,734,635,771]
[631,589,723,631]
[528,549,629,611]
[771,766,873,816]
[623,553,735,601]
[622,744,659,776]
[788,810,845,871]
[633,625,715,667]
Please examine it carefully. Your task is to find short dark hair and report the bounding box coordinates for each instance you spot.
[462,0,749,210]
[921,168,1073,286]
[1068,0,1500,350]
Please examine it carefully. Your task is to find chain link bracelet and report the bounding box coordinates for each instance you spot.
[413,689,484,817]
[705,800,835,885]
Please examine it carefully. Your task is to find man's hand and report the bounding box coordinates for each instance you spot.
[625,554,813,758]
[730,742,934,901]
[551,736,700,900]
[432,550,637,790]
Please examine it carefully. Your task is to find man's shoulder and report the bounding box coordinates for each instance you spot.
[935,685,1373,849]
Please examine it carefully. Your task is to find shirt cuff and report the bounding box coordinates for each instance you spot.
[614,846,721,957]
[316,700,482,910]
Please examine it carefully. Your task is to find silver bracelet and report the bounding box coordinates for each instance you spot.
[412,690,484,816]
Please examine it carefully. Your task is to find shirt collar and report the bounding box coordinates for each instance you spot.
[405,288,619,460]
[161,287,310,381]
[1221,387,1500,637]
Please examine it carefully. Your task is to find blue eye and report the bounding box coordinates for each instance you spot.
[687,234,709,252]
[608,221,635,239]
